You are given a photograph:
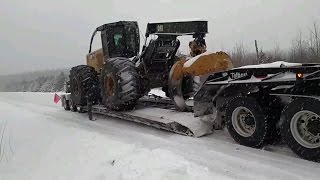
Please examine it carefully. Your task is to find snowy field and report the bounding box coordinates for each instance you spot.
[0,92,319,180]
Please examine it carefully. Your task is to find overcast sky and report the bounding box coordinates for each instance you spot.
[1,0,320,75]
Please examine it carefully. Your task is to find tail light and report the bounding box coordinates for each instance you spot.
[296,72,304,79]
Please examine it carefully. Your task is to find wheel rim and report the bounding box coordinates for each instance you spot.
[232,106,256,137]
[290,110,320,149]
[104,75,116,96]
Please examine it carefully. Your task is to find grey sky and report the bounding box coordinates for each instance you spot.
[1,0,319,75]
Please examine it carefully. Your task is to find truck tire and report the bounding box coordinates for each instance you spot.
[259,96,284,144]
[225,96,273,148]
[69,65,100,106]
[101,57,140,111]
[280,98,320,162]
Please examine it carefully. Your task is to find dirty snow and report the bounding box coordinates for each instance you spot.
[0,92,320,180]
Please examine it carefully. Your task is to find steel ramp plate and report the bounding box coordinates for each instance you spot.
[124,107,213,137]
[89,105,213,137]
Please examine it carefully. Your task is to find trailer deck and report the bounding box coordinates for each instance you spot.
[62,95,214,137]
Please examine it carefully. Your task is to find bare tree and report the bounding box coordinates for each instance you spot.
[230,41,256,67]
[288,22,320,63]
[230,42,244,67]
[308,22,320,62]
[289,30,309,63]
[272,43,286,61]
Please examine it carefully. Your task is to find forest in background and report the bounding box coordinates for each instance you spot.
[0,69,70,92]
[230,22,320,67]
[1,22,319,92]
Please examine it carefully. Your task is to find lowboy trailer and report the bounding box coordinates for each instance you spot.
[62,61,320,162]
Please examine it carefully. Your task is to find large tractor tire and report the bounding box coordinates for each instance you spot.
[225,96,274,148]
[69,65,100,106]
[101,57,140,111]
[280,98,320,162]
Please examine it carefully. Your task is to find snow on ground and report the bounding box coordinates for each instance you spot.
[0,92,319,180]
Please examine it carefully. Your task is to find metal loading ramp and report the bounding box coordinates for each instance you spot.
[83,103,214,137]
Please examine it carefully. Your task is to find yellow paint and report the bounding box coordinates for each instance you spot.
[171,51,233,81]
[86,48,104,73]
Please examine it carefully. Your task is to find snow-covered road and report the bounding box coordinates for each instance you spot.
[0,92,319,180]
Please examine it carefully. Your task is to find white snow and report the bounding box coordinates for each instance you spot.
[148,88,167,98]
[183,51,212,68]
[173,95,186,108]
[0,92,320,180]
[149,18,207,24]
[236,61,302,69]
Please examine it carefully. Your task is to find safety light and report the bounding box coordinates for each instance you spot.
[296,73,304,79]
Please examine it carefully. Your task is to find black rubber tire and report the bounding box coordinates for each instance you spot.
[62,97,70,111]
[100,57,140,111]
[225,96,273,148]
[69,65,100,106]
[280,98,320,162]
[69,98,77,112]
[259,96,284,144]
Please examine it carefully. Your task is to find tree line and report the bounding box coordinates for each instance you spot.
[230,21,320,67]
[4,72,68,92]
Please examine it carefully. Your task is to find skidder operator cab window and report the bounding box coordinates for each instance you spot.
[111,32,126,56]
[88,21,140,59]
[113,34,124,48]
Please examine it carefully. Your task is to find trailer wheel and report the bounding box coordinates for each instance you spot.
[225,96,272,148]
[101,57,140,111]
[69,65,100,106]
[62,96,70,111]
[260,96,284,144]
[69,98,77,112]
[280,98,320,162]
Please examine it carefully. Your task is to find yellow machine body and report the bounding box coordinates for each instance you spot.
[86,48,104,73]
